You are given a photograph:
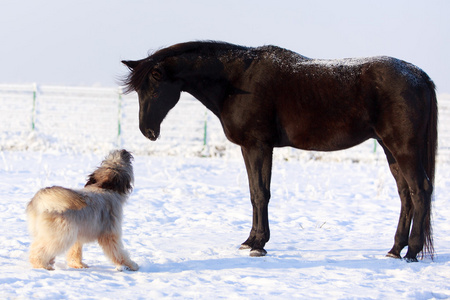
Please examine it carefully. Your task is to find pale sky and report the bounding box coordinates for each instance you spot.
[1,0,449,93]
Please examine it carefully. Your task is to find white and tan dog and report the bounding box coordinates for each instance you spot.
[26,149,138,271]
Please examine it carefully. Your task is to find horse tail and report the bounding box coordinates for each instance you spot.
[422,75,438,259]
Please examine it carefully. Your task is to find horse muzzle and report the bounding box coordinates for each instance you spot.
[143,128,159,141]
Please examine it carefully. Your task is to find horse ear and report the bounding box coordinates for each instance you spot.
[122,60,140,69]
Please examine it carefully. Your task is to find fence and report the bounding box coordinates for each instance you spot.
[0,83,449,162]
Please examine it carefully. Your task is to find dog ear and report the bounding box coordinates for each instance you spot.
[119,149,133,164]
[85,172,97,187]
[97,169,132,194]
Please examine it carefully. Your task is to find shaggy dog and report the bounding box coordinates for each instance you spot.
[26,149,138,271]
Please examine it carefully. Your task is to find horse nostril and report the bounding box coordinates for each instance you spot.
[146,129,157,141]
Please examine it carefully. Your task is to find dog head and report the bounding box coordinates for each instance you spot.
[85,149,134,195]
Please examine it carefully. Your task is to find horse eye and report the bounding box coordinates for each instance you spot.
[151,70,162,81]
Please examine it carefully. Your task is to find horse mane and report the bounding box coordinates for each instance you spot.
[122,41,248,93]
[153,40,248,58]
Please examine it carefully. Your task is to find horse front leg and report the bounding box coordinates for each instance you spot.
[239,145,273,257]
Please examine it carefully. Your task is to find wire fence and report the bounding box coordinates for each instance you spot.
[0,83,448,162]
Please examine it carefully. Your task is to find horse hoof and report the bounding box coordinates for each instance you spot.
[249,249,267,257]
[239,244,251,250]
[404,256,418,263]
[386,252,401,259]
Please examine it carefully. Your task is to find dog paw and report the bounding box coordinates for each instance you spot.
[31,263,55,271]
[37,264,55,271]
[116,262,139,272]
[68,262,89,269]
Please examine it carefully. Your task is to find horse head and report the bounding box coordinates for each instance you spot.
[122,58,182,141]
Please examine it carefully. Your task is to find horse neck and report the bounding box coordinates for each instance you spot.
[179,56,231,118]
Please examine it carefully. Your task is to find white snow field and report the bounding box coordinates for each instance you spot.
[0,86,449,299]
[1,152,450,299]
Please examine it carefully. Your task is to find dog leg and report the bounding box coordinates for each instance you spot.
[29,241,55,270]
[67,241,89,269]
[98,234,138,271]
[49,257,55,268]
[29,217,77,270]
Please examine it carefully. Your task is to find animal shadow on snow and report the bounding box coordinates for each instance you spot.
[144,250,446,274]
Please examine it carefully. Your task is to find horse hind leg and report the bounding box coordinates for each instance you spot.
[380,140,433,261]
[386,186,413,259]
[380,141,413,259]
[402,166,433,262]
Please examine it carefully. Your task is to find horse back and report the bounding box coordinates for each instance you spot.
[242,54,434,151]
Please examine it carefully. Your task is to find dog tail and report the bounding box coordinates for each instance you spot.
[27,186,87,215]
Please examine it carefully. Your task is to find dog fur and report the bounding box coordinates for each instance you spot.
[26,149,138,271]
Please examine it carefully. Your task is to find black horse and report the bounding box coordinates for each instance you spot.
[122,41,437,262]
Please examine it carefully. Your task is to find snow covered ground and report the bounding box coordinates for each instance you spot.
[0,86,449,298]
[1,150,449,299]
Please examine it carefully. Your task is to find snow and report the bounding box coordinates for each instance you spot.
[267,49,426,87]
[0,86,449,298]
[1,150,450,299]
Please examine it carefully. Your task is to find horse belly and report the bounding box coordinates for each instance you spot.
[280,120,374,151]
[275,93,376,151]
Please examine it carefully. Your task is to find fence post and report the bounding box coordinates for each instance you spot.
[117,87,123,147]
[31,83,37,131]
[203,110,208,146]
[201,110,209,156]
